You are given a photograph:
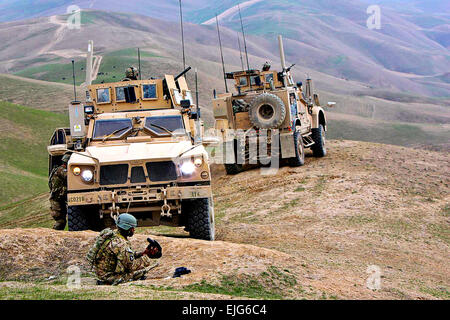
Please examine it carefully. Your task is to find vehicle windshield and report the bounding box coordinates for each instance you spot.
[145,115,185,136]
[93,119,133,140]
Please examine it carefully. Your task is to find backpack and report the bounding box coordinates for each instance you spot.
[86,228,116,268]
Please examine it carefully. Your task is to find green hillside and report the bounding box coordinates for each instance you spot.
[0,101,67,207]
[0,74,76,112]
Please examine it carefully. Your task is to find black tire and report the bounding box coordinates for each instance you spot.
[311,124,327,157]
[184,198,215,241]
[68,205,103,232]
[288,129,305,167]
[68,206,90,231]
[249,93,286,129]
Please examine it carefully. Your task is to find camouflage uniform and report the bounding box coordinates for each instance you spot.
[48,165,67,230]
[93,230,156,285]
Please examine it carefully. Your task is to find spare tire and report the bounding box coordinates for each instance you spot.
[249,93,286,129]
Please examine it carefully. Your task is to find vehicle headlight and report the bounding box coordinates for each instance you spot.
[194,157,203,167]
[72,167,81,176]
[180,161,196,175]
[81,169,94,182]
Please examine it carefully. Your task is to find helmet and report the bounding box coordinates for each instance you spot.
[116,214,138,231]
[61,154,71,164]
[125,67,139,80]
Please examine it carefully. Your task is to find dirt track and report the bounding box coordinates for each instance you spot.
[0,140,448,299]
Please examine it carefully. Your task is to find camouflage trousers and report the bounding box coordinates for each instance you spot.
[49,197,67,227]
[96,256,159,286]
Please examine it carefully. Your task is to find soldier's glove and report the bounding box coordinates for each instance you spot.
[143,238,162,259]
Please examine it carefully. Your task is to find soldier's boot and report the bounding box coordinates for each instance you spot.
[53,219,66,230]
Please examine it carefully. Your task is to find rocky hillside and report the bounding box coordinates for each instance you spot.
[0,140,448,299]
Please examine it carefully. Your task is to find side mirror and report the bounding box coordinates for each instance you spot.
[327,102,336,108]
[47,144,68,156]
[180,99,191,108]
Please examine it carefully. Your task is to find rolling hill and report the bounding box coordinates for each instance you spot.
[0,140,448,299]
[0,10,448,149]
[1,1,449,98]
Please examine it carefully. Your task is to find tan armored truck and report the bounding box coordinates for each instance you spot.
[213,36,335,175]
[47,46,215,240]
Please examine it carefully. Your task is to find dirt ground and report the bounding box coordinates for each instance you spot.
[0,140,448,299]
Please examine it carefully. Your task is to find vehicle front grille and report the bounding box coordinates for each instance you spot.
[131,166,146,184]
[146,161,177,182]
[100,164,129,186]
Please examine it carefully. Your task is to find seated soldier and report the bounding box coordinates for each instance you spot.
[87,214,162,285]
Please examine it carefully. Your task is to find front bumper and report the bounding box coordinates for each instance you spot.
[67,185,212,206]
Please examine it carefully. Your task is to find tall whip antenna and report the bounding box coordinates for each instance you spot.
[179,0,186,70]
[216,14,228,93]
[71,60,77,101]
[238,3,250,71]
[138,48,142,80]
[237,32,245,70]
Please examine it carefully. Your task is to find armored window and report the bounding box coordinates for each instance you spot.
[250,76,261,86]
[93,118,133,140]
[173,89,182,105]
[144,115,185,137]
[97,88,110,104]
[142,84,157,100]
[115,87,126,102]
[265,73,274,83]
[239,77,248,86]
[184,90,194,104]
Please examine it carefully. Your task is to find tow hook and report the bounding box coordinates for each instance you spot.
[110,191,119,221]
[161,189,172,218]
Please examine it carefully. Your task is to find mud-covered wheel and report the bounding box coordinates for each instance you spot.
[68,206,103,232]
[288,129,305,167]
[311,124,327,157]
[249,93,286,129]
[184,198,215,241]
[68,206,90,231]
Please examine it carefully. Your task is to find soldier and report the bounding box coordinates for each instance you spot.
[49,154,70,230]
[124,67,139,81]
[88,214,162,285]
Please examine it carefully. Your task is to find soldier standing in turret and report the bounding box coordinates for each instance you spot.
[124,67,139,81]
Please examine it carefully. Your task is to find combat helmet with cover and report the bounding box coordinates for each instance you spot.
[125,67,139,80]
[116,213,138,230]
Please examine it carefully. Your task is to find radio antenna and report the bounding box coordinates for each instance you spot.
[179,0,186,70]
[138,48,142,80]
[71,60,77,101]
[216,14,228,93]
[237,32,245,70]
[238,3,250,71]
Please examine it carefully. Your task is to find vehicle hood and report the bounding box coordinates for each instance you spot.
[68,141,207,165]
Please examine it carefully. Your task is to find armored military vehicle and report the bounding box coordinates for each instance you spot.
[212,36,335,174]
[47,44,215,240]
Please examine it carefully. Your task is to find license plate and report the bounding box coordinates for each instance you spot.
[68,195,85,203]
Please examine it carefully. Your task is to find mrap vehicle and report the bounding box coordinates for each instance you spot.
[212,35,336,174]
[47,43,215,240]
